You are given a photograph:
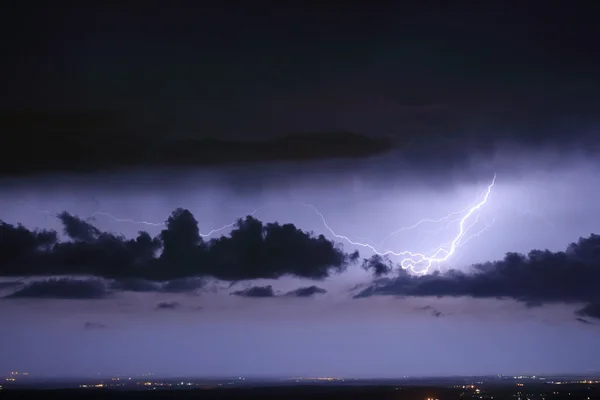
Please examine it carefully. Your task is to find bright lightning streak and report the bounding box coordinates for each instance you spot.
[33,174,497,275]
[196,208,260,237]
[455,216,496,248]
[378,184,496,249]
[92,212,165,227]
[38,209,261,238]
[303,173,497,275]
[379,199,479,248]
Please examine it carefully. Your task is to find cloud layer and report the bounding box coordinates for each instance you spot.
[355,235,600,320]
[5,278,108,299]
[230,285,327,298]
[0,111,393,176]
[2,208,600,321]
[0,208,357,281]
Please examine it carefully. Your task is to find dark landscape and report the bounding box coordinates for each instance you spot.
[2,375,600,400]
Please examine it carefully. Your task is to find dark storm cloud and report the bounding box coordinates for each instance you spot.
[576,302,600,320]
[0,110,393,176]
[231,285,276,298]
[57,211,101,243]
[356,234,600,319]
[3,2,600,178]
[156,301,181,310]
[0,208,356,281]
[0,281,23,289]
[231,285,327,298]
[4,206,600,321]
[4,278,108,299]
[361,255,394,277]
[108,278,206,293]
[576,317,593,325]
[110,278,162,293]
[161,278,206,293]
[4,110,599,180]
[3,110,599,180]
[84,322,107,330]
[285,286,327,297]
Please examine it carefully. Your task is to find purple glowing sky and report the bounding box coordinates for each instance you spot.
[1,148,600,377]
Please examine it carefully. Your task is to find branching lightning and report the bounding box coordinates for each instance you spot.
[303,174,497,274]
[378,196,482,249]
[38,209,261,238]
[32,174,497,275]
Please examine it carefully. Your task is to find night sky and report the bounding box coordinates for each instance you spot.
[2,2,600,378]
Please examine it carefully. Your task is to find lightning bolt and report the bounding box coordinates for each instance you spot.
[377,182,499,250]
[379,197,480,249]
[32,174,497,275]
[91,212,165,227]
[38,209,261,238]
[303,173,497,274]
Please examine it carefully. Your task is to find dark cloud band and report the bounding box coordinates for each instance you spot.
[355,235,600,320]
[2,208,600,321]
[0,208,358,281]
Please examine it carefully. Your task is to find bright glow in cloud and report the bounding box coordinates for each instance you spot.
[304,174,496,274]
[32,174,496,275]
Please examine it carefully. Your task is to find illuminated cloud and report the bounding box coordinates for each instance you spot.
[355,234,600,319]
[305,173,496,274]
